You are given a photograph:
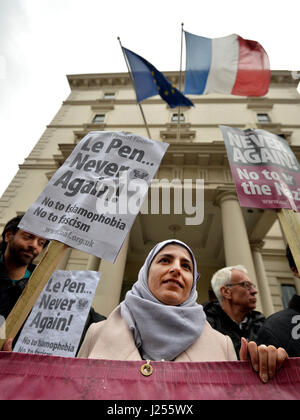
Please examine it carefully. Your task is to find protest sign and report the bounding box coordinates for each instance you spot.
[220,125,300,212]
[14,270,100,357]
[19,131,169,262]
[0,240,69,350]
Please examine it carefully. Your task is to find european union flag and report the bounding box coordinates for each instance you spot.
[123,47,194,109]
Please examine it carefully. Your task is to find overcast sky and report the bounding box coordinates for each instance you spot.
[0,0,299,198]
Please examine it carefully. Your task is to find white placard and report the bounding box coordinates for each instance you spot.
[19,131,168,262]
[14,270,100,357]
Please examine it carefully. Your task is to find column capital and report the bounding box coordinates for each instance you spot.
[250,240,265,252]
[87,255,101,271]
[213,187,238,208]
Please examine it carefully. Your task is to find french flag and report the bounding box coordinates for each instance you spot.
[184,31,271,97]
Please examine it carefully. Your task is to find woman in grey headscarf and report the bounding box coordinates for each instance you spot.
[79,239,234,361]
[77,239,287,382]
[1,238,287,381]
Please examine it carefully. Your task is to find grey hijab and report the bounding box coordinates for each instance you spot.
[120,239,206,361]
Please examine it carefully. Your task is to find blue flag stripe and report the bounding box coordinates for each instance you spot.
[184,31,212,94]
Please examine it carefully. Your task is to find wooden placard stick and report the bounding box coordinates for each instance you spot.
[0,240,69,349]
[277,208,300,273]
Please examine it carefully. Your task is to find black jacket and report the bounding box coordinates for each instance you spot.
[0,258,36,320]
[203,300,265,358]
[256,294,300,357]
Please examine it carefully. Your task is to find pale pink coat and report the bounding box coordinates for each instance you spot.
[78,306,237,362]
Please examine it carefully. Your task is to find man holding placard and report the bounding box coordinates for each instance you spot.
[0,215,48,322]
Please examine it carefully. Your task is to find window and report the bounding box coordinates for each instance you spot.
[281,284,297,309]
[92,114,105,124]
[104,92,115,100]
[257,113,271,123]
[171,113,185,123]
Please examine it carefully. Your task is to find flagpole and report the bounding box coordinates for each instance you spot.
[118,37,151,139]
[176,22,184,141]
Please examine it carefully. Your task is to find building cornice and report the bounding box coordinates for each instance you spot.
[62,97,300,106]
[47,124,300,133]
[50,140,300,170]
[67,70,299,90]
[161,141,229,166]
[162,141,300,164]
[19,163,58,170]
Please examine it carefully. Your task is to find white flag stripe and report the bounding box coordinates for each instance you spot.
[205,34,239,94]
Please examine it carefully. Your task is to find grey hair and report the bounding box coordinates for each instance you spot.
[211,265,248,303]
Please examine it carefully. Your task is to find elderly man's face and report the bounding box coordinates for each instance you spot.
[225,269,258,311]
[148,244,194,306]
[5,229,46,266]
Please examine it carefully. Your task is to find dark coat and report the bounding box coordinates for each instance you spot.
[256,294,300,357]
[0,258,36,320]
[203,300,265,358]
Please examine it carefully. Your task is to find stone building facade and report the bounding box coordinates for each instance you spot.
[1,70,300,317]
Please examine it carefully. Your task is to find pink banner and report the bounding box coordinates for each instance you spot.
[0,352,300,400]
[220,125,300,212]
[231,164,300,211]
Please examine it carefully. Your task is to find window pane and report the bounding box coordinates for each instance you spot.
[281,284,297,308]
[257,113,270,122]
[93,114,105,123]
[104,93,115,99]
[171,113,185,122]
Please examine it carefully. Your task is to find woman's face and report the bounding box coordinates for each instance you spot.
[148,244,194,305]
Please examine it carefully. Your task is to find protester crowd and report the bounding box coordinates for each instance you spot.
[1,215,299,385]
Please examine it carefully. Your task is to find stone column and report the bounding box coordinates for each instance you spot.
[86,255,101,271]
[56,247,72,270]
[92,235,130,317]
[251,240,274,317]
[215,190,263,313]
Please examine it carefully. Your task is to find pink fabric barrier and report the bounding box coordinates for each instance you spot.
[0,352,300,400]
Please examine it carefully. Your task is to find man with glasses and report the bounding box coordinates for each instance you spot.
[203,265,265,358]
